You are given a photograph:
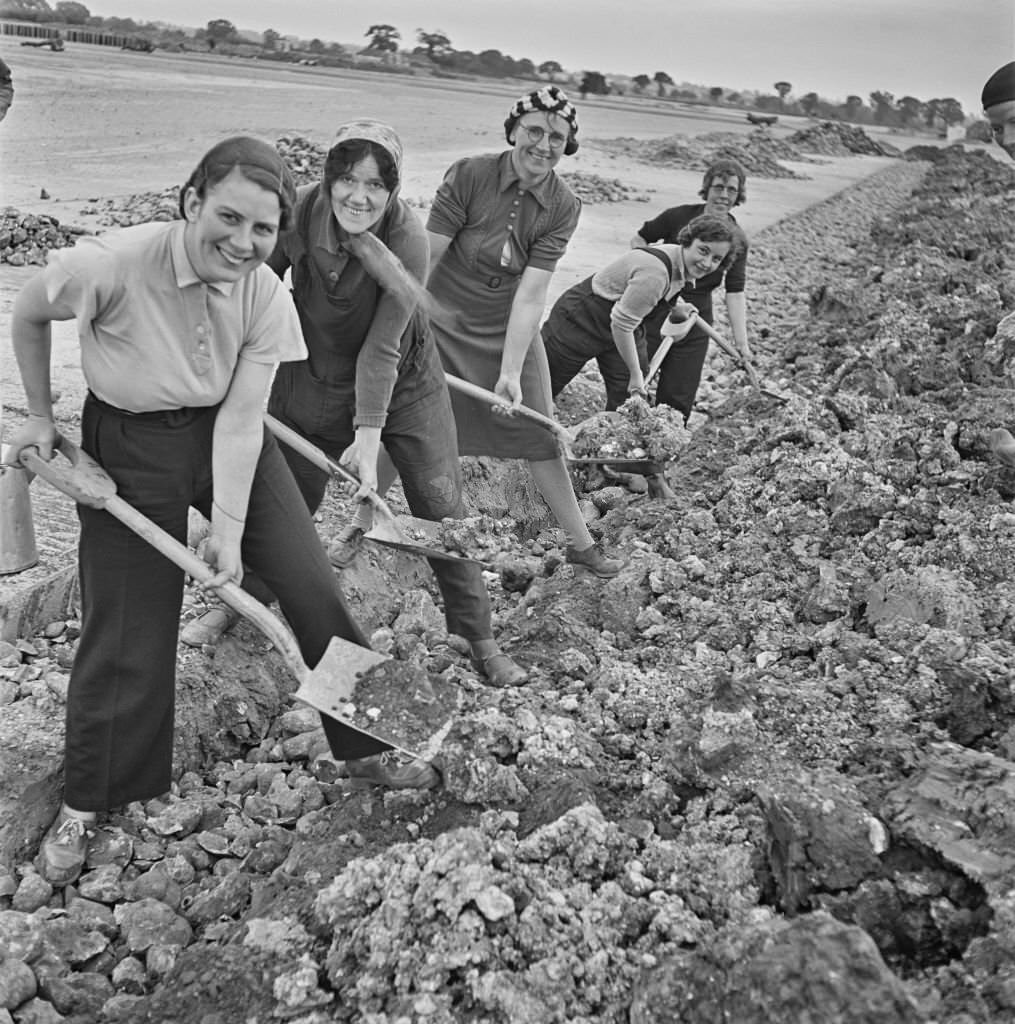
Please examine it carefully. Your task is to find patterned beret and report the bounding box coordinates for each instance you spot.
[507,85,579,136]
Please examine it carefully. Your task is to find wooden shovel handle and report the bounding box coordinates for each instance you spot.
[263,414,399,523]
[20,438,308,677]
[443,373,575,445]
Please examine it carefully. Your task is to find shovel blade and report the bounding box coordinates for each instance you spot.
[568,457,664,474]
[365,514,488,566]
[294,636,462,760]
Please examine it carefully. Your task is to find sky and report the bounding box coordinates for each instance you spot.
[91,0,1014,116]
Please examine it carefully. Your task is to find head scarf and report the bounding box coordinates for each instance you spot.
[503,85,580,152]
[332,119,404,180]
[325,120,430,315]
[982,61,1015,110]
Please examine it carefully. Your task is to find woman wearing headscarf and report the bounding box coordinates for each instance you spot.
[183,120,527,688]
[632,158,752,420]
[4,136,428,887]
[425,87,623,578]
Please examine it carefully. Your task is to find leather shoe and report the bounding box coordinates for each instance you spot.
[181,605,240,648]
[39,810,93,887]
[345,751,440,791]
[471,651,527,687]
[565,541,624,578]
[328,524,366,569]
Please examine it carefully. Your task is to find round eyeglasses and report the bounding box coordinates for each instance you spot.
[521,125,568,149]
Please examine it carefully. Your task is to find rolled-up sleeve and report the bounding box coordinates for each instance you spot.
[526,189,580,272]
[609,263,670,333]
[427,159,473,238]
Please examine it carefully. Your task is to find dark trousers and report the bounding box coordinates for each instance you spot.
[66,396,386,811]
[543,279,642,412]
[266,350,492,643]
[647,322,711,422]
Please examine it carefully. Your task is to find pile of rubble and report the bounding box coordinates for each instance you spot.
[0,208,91,267]
[5,142,1015,1024]
[595,130,812,179]
[559,172,652,204]
[788,121,903,158]
[78,189,179,229]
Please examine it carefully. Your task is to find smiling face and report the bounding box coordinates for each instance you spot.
[328,154,392,234]
[509,110,570,185]
[682,237,731,280]
[703,173,742,216]
[986,99,1015,160]
[182,166,280,285]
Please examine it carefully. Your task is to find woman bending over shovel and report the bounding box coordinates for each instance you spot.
[632,158,753,421]
[4,137,437,888]
[183,121,526,688]
[425,86,623,579]
[542,214,738,410]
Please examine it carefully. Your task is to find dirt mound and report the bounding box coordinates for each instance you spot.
[0,207,91,266]
[7,146,1015,1024]
[594,127,814,179]
[788,121,902,157]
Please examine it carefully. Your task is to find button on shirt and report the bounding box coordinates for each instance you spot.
[45,221,306,412]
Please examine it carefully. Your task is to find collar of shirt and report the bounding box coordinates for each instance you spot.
[170,221,235,297]
[497,151,554,209]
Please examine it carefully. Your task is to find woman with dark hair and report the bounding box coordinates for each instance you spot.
[542,214,738,411]
[425,87,624,579]
[632,158,752,419]
[4,136,433,887]
[183,120,527,688]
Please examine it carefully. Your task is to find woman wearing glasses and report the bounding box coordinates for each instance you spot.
[631,158,752,420]
[425,87,623,578]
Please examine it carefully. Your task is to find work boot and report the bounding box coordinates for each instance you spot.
[38,810,94,887]
[990,428,1015,469]
[328,524,367,570]
[565,541,625,579]
[646,473,676,499]
[345,751,440,791]
[181,603,240,648]
[471,650,527,687]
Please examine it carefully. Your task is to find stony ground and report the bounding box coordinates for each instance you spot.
[2,138,1015,1023]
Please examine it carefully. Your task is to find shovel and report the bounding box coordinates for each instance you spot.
[19,437,457,760]
[694,321,792,404]
[444,373,663,475]
[263,414,486,567]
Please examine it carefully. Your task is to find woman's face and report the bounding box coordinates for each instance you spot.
[703,173,741,216]
[510,111,570,184]
[329,154,392,234]
[682,237,731,279]
[182,166,280,285]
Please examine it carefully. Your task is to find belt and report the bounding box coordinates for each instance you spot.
[86,391,214,427]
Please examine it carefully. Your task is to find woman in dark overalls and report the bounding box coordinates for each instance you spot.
[542,214,738,409]
[184,121,526,688]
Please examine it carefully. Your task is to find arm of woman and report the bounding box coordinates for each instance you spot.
[343,212,430,494]
[425,230,453,283]
[726,291,750,357]
[6,270,73,461]
[606,256,673,394]
[203,357,275,587]
[497,265,554,406]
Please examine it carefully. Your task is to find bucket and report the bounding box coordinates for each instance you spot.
[0,444,38,575]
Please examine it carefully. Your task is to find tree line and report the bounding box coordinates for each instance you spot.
[1,3,970,129]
